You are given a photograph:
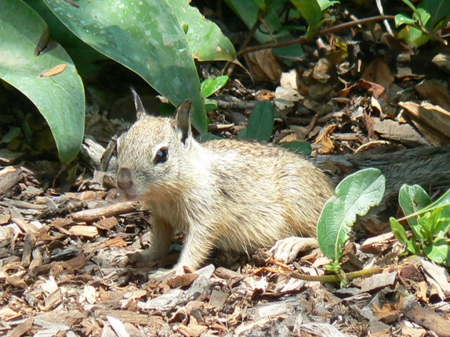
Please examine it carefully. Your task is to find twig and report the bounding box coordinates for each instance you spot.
[291,266,383,282]
[236,15,395,59]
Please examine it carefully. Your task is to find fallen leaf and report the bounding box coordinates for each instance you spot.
[39,63,67,78]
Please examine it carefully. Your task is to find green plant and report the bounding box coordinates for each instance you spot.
[1,0,235,163]
[317,168,386,273]
[224,0,339,59]
[235,100,310,155]
[0,0,84,164]
[238,100,275,141]
[290,0,339,38]
[395,0,450,47]
[390,185,450,266]
[201,75,229,113]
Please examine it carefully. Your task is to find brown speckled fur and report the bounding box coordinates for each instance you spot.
[116,98,334,274]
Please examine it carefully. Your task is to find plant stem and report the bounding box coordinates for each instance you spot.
[291,266,383,282]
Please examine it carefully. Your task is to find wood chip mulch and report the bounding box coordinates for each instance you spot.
[1,168,450,337]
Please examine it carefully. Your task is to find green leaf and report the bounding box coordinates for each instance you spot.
[395,13,417,27]
[291,0,337,31]
[247,101,274,141]
[419,0,450,29]
[223,0,303,62]
[197,133,222,143]
[413,8,431,27]
[390,217,420,254]
[424,239,450,266]
[251,0,267,11]
[398,184,431,229]
[279,141,312,156]
[398,25,427,47]
[417,211,435,242]
[317,168,385,260]
[0,0,85,164]
[316,0,340,11]
[170,0,236,62]
[238,128,248,139]
[205,101,218,113]
[201,76,229,98]
[434,207,450,239]
[421,188,450,213]
[23,0,107,78]
[402,186,450,220]
[42,0,208,133]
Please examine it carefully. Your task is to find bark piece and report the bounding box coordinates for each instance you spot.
[402,296,450,337]
[373,118,429,146]
[0,149,24,165]
[0,166,22,196]
[360,272,397,293]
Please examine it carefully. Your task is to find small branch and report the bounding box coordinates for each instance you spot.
[236,15,395,59]
[291,266,383,282]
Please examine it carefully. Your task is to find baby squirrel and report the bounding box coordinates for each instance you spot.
[116,92,334,275]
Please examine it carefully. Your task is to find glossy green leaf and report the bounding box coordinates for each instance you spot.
[291,0,338,31]
[279,141,311,156]
[205,101,218,113]
[390,217,420,254]
[0,0,85,164]
[399,184,431,229]
[317,0,340,11]
[170,0,236,62]
[413,7,431,26]
[42,0,208,133]
[420,0,450,29]
[420,188,450,214]
[395,13,417,27]
[201,76,229,98]
[424,239,450,266]
[291,0,322,28]
[247,101,274,141]
[317,168,385,260]
[24,0,106,78]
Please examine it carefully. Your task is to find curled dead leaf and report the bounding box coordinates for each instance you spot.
[39,64,67,78]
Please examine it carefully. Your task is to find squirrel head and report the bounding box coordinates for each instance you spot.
[116,90,197,201]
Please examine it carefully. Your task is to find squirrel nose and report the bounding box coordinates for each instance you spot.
[117,168,133,191]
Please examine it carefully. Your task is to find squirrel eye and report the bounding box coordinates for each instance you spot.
[154,147,169,164]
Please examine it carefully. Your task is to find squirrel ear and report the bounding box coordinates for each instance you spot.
[174,99,193,144]
[130,87,147,119]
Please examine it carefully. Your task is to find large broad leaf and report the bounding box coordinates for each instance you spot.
[24,0,107,78]
[42,0,209,133]
[0,0,84,164]
[317,168,385,260]
[419,0,450,29]
[170,0,235,62]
